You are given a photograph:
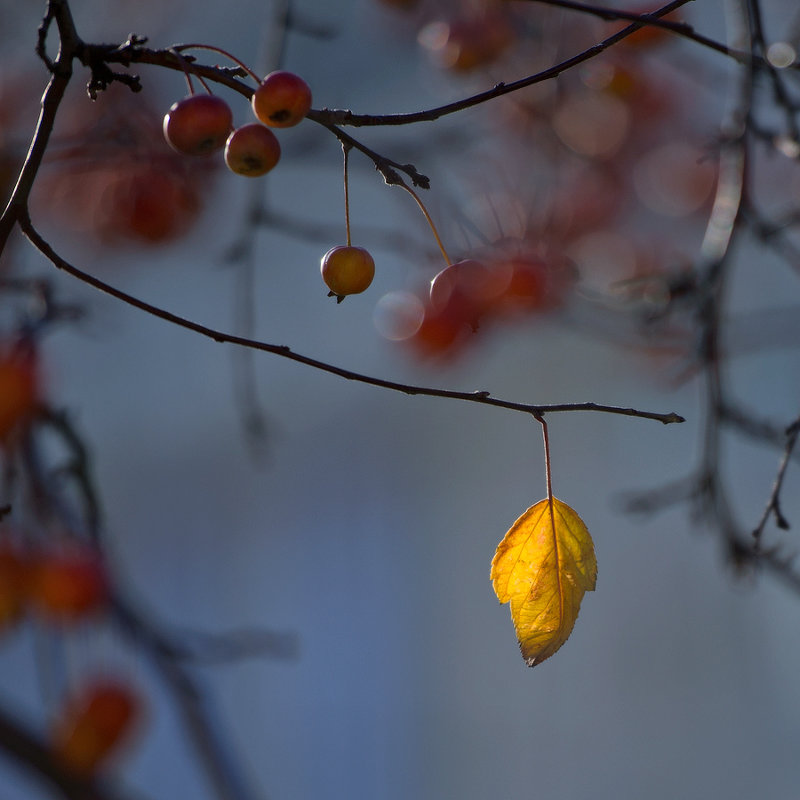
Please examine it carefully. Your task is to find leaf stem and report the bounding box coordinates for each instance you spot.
[539,416,554,503]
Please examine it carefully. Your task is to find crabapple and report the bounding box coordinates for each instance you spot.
[224,124,281,176]
[52,678,141,776]
[321,246,375,300]
[251,71,312,128]
[29,545,109,622]
[408,303,471,359]
[418,11,514,71]
[163,94,233,156]
[0,536,29,630]
[94,163,202,244]
[429,259,498,329]
[34,85,210,246]
[0,345,38,441]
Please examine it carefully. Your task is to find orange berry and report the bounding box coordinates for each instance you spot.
[0,536,30,631]
[52,679,141,776]
[29,545,109,623]
[0,344,39,442]
[163,95,233,156]
[251,71,312,128]
[408,303,471,360]
[224,124,281,176]
[418,11,514,72]
[320,246,375,300]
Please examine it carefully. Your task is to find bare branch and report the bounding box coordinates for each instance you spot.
[19,215,683,426]
[110,597,264,800]
[309,0,694,127]
[0,702,145,800]
[753,417,800,542]
[515,0,755,63]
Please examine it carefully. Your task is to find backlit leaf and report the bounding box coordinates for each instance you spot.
[490,497,596,667]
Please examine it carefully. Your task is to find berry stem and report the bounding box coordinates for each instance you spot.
[397,183,451,266]
[173,44,261,84]
[342,143,352,247]
[169,48,197,95]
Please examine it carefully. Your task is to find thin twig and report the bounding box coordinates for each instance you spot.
[308,0,694,128]
[19,215,683,426]
[0,701,145,800]
[516,0,756,63]
[753,417,800,542]
[111,596,264,800]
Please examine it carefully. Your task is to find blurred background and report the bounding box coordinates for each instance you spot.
[1,0,799,798]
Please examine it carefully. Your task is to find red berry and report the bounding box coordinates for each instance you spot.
[0,344,38,441]
[408,303,471,359]
[95,162,202,244]
[52,678,141,776]
[29,545,109,622]
[163,95,233,156]
[418,11,514,72]
[320,246,375,300]
[224,124,281,176]
[429,259,499,329]
[491,257,548,316]
[0,536,30,630]
[251,71,312,128]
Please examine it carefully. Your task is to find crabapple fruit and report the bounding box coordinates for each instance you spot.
[224,124,281,176]
[418,11,514,72]
[251,71,312,128]
[321,246,375,300]
[52,679,140,776]
[0,345,38,441]
[163,94,233,156]
[0,537,29,630]
[29,545,109,622]
[429,258,498,329]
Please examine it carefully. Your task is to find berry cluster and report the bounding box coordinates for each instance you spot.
[163,70,312,177]
[162,67,379,300]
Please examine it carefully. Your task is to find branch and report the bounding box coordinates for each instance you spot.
[308,0,694,128]
[752,417,800,542]
[99,0,695,133]
[170,627,299,665]
[19,215,683,426]
[110,596,264,800]
[515,0,756,63]
[0,701,143,800]
[0,1,77,254]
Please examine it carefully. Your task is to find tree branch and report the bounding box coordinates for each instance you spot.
[0,701,143,800]
[309,0,694,127]
[19,215,683,426]
[752,416,800,542]
[515,0,757,63]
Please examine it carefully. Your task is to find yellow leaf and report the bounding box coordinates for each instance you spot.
[490,497,597,667]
